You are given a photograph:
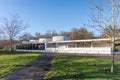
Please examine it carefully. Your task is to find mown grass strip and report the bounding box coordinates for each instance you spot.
[44,56,120,80]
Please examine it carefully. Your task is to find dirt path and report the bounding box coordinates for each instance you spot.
[1,53,120,80]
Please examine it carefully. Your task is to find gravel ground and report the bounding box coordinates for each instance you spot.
[1,53,120,80]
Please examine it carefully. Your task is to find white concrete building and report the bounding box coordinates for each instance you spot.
[15,36,120,54]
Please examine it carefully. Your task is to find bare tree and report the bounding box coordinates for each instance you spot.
[71,27,94,40]
[0,14,28,53]
[19,33,33,41]
[60,31,71,36]
[100,25,120,38]
[90,0,120,73]
[51,30,58,36]
[34,32,41,39]
[44,30,52,38]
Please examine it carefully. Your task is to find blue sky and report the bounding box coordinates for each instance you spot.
[0,0,99,36]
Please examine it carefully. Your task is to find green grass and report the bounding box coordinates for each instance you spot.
[0,51,40,78]
[44,56,120,80]
[116,46,120,51]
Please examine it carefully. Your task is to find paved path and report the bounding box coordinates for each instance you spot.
[1,53,120,80]
[1,53,57,80]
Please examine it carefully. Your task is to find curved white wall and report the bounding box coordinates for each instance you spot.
[53,36,64,41]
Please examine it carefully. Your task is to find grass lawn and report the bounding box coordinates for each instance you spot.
[44,56,120,80]
[0,51,40,78]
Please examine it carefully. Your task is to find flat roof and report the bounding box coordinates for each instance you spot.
[47,38,120,43]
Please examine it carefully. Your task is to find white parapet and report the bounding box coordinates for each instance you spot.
[46,47,112,54]
[53,36,64,41]
[39,38,52,43]
[22,41,30,44]
[29,40,39,43]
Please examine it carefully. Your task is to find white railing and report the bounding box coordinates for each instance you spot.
[16,47,112,54]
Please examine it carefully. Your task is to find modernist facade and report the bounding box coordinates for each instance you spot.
[15,36,120,54]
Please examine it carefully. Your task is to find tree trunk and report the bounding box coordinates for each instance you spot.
[111,36,115,73]
[10,39,13,54]
[111,0,116,73]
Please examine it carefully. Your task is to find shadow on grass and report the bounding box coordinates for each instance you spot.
[45,73,84,80]
[45,73,110,80]
[0,50,42,55]
[45,72,120,80]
